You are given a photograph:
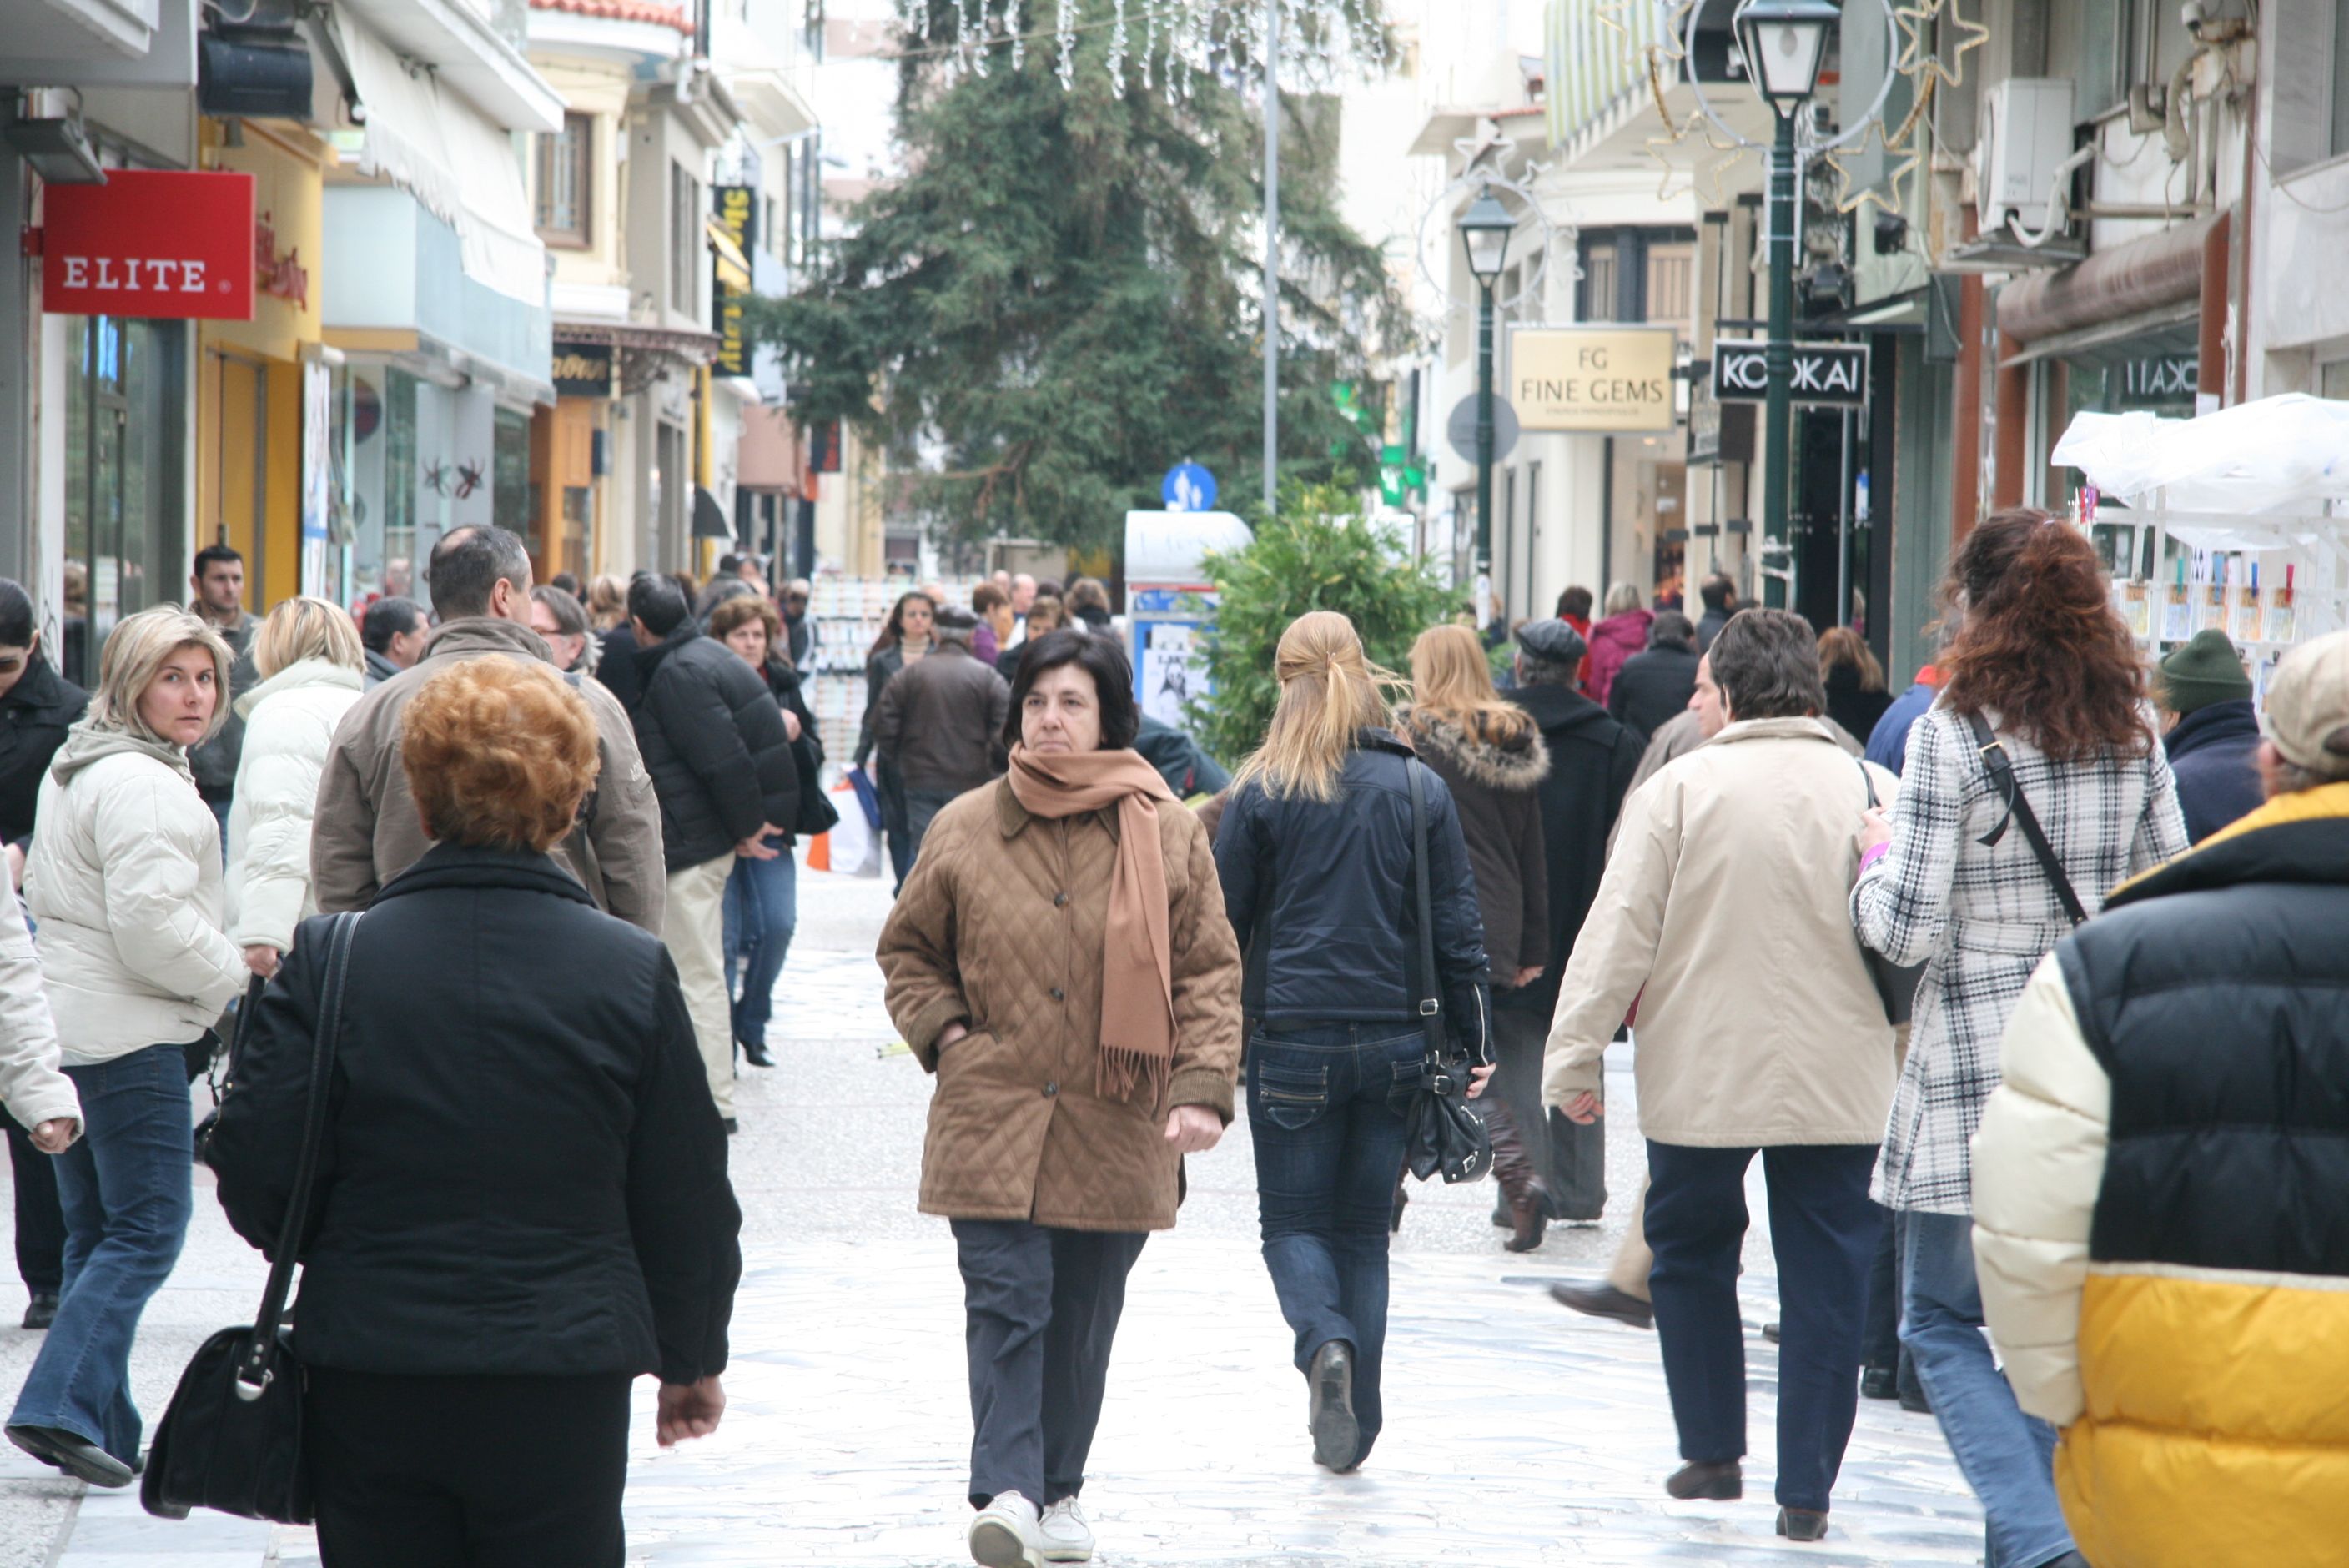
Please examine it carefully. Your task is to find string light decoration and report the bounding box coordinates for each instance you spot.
[891,0,1391,98]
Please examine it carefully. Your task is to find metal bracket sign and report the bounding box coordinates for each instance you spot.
[1711,339,1871,408]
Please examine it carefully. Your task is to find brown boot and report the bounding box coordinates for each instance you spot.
[1483,1103,1550,1253]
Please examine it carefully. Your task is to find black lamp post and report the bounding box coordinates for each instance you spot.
[1459,184,1516,628]
[1733,0,1838,609]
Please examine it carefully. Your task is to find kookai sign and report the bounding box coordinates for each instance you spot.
[1711,339,1870,408]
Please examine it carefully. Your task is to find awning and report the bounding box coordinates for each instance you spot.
[1994,219,2216,348]
[334,14,546,305]
[692,485,734,539]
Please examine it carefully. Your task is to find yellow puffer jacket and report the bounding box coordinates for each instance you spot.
[1972,785,2349,1566]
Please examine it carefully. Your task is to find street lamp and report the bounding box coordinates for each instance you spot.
[1733,0,1838,609]
[1459,184,1516,631]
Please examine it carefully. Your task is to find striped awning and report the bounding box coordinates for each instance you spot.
[1545,0,1677,150]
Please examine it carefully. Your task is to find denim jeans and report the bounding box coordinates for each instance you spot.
[900,786,958,873]
[1900,1210,2073,1568]
[722,848,797,1049]
[1644,1142,1880,1512]
[1248,1022,1425,1469]
[8,1044,195,1463]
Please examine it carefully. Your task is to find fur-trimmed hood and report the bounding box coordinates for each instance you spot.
[1396,704,1552,792]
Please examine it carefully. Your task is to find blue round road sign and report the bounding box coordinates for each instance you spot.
[1161,461,1219,512]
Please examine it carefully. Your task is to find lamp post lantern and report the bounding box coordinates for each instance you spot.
[1733,0,1838,610]
[1459,184,1517,631]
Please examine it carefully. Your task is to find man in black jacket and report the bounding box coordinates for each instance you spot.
[1607,611,1701,744]
[626,573,797,1133]
[873,606,1009,869]
[1506,619,1643,1223]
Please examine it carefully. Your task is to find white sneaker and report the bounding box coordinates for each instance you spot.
[1036,1497,1095,1563]
[968,1490,1045,1568]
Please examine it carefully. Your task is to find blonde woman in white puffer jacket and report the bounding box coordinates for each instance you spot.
[224,597,365,976]
[6,606,245,1489]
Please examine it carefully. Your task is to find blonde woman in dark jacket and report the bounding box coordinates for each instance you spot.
[1398,624,1551,1250]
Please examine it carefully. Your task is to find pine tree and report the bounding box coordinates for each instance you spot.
[751,3,1406,554]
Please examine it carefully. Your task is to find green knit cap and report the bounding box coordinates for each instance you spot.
[2158,627,2251,715]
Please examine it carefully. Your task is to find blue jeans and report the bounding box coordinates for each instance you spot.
[1248,1022,1425,1469]
[1644,1141,1881,1512]
[8,1044,194,1463]
[1900,1210,2073,1568]
[722,849,797,1048]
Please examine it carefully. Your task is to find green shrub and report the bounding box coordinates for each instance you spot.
[1188,481,1457,766]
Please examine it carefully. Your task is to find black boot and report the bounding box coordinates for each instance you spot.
[1308,1341,1360,1471]
[1664,1459,1741,1500]
[740,1038,775,1068]
[1484,1103,1550,1253]
[21,1293,58,1331]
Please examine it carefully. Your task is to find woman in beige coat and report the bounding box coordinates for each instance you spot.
[1544,609,1899,1540]
[879,629,1241,1568]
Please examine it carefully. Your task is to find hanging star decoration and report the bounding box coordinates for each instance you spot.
[1894,0,1989,96]
[1817,73,1934,221]
[1615,0,1748,208]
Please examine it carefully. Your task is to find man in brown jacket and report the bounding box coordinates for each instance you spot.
[312,525,664,934]
[873,605,1009,869]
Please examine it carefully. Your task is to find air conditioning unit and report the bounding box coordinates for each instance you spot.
[1976,78,2076,234]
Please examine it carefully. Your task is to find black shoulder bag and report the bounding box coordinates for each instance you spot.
[143,911,360,1525]
[1853,760,1927,1025]
[1399,761,1493,1184]
[1964,713,2089,927]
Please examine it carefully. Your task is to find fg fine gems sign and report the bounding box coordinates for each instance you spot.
[1507,327,1679,434]
[41,169,256,321]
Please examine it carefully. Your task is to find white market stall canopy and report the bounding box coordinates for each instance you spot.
[2052,394,2349,699]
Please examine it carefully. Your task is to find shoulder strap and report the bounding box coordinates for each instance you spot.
[1406,761,1446,1058]
[1963,712,2088,927]
[235,910,360,1399]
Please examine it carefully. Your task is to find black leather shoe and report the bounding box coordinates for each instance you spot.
[740,1039,775,1068]
[1777,1506,1830,1541]
[722,1117,741,1135]
[1307,1340,1360,1472]
[1861,1365,1899,1400]
[1899,1383,1932,1415]
[6,1424,133,1488]
[1549,1281,1654,1329]
[21,1293,58,1331]
[1761,1320,1781,1343]
[1664,1459,1742,1500]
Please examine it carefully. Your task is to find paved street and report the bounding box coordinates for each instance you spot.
[3,854,1985,1566]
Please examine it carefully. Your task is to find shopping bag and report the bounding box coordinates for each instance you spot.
[810,776,880,877]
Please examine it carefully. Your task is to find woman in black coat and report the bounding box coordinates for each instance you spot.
[209,658,741,1567]
[1213,611,1492,1477]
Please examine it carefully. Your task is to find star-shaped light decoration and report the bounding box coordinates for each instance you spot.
[1895,0,1989,96]
[1817,74,1934,221]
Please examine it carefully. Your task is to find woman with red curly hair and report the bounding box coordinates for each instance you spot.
[1851,510,2185,1568]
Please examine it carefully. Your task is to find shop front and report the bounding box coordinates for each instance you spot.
[39,164,256,679]
[195,115,327,613]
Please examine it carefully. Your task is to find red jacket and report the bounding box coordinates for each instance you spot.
[1585,609,1653,709]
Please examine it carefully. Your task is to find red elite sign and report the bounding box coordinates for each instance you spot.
[41,169,256,321]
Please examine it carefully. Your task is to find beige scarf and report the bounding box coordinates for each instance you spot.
[1005,743,1179,1103]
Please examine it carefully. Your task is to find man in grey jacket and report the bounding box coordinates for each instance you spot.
[312,526,664,934]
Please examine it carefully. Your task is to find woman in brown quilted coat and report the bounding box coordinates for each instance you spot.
[878,628,1242,1568]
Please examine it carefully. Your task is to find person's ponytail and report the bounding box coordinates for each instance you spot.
[1231,610,1405,801]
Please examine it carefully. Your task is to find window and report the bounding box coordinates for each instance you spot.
[670,163,699,314]
[1581,244,1618,323]
[535,113,591,247]
[1645,244,1693,326]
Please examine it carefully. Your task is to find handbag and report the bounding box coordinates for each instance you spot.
[1398,760,1494,1185]
[143,911,361,1525]
[1964,712,2089,926]
[1853,760,1927,1026]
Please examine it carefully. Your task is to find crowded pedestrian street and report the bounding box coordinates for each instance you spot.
[2,859,1988,1568]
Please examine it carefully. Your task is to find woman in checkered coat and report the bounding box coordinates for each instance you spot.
[1852,510,2186,1568]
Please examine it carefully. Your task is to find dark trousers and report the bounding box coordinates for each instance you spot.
[1644,1140,1881,1513]
[901,783,960,874]
[305,1367,632,1568]
[1859,1204,1925,1403]
[1491,1002,1607,1219]
[878,761,914,892]
[1248,1022,1422,1469]
[952,1218,1147,1510]
[5,1113,63,1295]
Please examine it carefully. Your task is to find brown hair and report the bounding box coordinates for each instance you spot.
[973,581,1009,615]
[708,593,784,661]
[401,660,601,852]
[1023,596,1066,635]
[1816,625,1885,693]
[1937,509,2152,762]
